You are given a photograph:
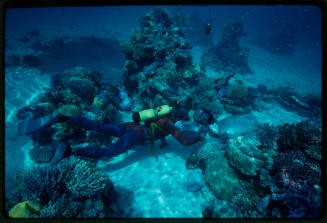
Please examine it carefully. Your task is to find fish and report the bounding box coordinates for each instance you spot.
[218,114,259,139]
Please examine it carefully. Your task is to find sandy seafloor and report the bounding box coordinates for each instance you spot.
[4,7,321,218]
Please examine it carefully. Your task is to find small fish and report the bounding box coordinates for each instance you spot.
[205,23,211,35]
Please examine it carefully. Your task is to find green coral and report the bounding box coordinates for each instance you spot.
[92,96,104,108]
[9,200,41,218]
[227,82,248,100]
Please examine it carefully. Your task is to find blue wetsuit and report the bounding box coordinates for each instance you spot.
[68,116,141,158]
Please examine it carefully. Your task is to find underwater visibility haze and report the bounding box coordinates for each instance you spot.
[4,5,323,218]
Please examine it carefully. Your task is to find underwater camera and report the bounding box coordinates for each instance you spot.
[2,0,324,221]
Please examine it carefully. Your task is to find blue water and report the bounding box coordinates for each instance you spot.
[4,5,322,218]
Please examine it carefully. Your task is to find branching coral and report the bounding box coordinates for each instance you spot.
[9,156,117,218]
[253,123,279,150]
[66,159,107,200]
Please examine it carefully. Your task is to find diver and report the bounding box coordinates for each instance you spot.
[17,102,209,164]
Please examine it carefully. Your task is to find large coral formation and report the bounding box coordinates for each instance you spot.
[225,135,275,177]
[121,8,212,108]
[201,20,253,75]
[8,156,117,218]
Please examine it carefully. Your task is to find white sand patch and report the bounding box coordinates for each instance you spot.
[192,43,321,96]
[5,67,52,193]
[252,100,307,126]
[97,136,207,217]
[240,44,321,96]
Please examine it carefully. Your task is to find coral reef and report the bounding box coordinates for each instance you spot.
[201,20,253,74]
[121,7,210,108]
[269,186,322,218]
[16,66,121,156]
[266,119,322,218]
[250,123,279,150]
[8,156,118,218]
[219,80,254,114]
[277,120,322,161]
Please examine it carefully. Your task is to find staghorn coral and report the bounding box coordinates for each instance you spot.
[14,165,66,206]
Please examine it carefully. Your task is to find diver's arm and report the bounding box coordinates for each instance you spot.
[167,124,200,146]
[68,116,115,135]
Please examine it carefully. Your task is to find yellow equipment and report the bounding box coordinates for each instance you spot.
[134,105,173,122]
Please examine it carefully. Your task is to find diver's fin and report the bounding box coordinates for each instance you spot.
[17,111,60,136]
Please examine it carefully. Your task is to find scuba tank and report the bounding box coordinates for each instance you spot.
[132,105,173,122]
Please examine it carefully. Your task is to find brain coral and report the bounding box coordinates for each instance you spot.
[225,136,266,176]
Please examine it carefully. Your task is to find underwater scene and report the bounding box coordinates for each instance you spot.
[4,5,322,218]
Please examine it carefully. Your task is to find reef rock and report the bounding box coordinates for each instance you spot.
[204,150,240,200]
